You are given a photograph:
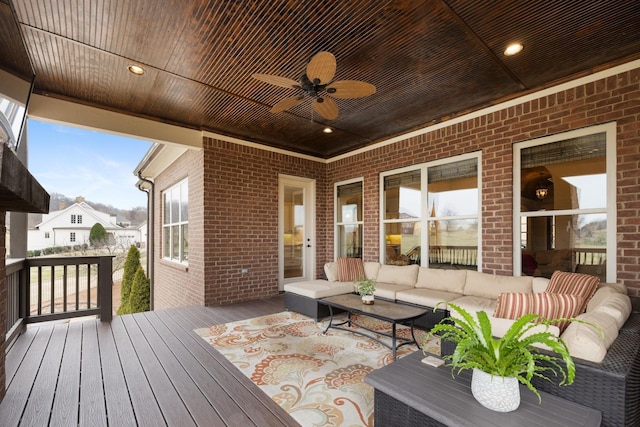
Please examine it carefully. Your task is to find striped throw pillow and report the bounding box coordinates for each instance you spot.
[546,271,600,314]
[336,257,366,282]
[494,292,583,332]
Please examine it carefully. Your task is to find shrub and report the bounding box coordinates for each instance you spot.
[128,266,150,313]
[117,245,141,315]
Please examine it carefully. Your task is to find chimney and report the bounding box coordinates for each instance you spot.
[76,196,85,204]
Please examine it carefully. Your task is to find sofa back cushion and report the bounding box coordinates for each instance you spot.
[546,271,599,314]
[363,262,381,281]
[463,271,532,299]
[415,268,467,294]
[494,292,583,332]
[376,264,419,286]
[561,311,619,363]
[336,257,366,282]
[324,262,339,282]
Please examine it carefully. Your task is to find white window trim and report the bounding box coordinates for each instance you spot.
[512,122,616,282]
[162,177,189,265]
[379,151,482,268]
[334,177,364,259]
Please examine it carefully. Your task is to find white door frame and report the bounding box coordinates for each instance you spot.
[278,174,316,291]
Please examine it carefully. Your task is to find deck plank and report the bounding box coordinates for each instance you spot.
[119,314,197,427]
[110,316,166,427]
[0,325,53,427]
[20,324,67,427]
[96,320,137,426]
[1,295,296,426]
[168,306,299,426]
[79,320,108,426]
[50,322,82,427]
[132,312,226,426]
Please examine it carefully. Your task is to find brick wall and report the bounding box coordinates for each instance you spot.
[328,66,640,295]
[153,148,205,310]
[200,139,327,306]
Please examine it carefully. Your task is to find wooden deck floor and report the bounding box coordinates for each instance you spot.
[1,295,300,426]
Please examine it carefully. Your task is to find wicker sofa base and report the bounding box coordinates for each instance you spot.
[284,292,344,320]
[440,312,640,427]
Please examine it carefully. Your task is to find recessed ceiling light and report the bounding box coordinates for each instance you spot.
[323,127,333,134]
[128,64,145,75]
[504,43,524,56]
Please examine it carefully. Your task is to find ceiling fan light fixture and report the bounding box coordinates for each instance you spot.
[504,42,524,56]
[128,64,145,75]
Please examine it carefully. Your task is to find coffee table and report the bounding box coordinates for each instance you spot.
[320,294,428,360]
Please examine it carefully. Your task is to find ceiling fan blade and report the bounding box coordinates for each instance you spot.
[326,80,376,99]
[252,73,299,89]
[270,95,305,113]
[306,51,336,85]
[313,97,339,120]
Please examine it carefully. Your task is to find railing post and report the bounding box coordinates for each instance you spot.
[98,256,113,322]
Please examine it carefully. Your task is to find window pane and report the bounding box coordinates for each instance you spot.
[428,219,477,269]
[171,187,180,224]
[181,181,189,221]
[171,225,179,260]
[163,193,170,225]
[181,224,189,261]
[337,182,363,222]
[163,227,170,258]
[428,159,478,217]
[337,224,362,258]
[384,170,421,220]
[520,213,606,281]
[521,133,606,212]
[384,222,420,265]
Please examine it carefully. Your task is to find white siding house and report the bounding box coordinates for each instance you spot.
[27,201,142,251]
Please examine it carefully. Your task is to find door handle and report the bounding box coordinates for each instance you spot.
[307,244,312,248]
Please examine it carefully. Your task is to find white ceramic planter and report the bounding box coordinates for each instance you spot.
[361,294,375,305]
[470,368,520,412]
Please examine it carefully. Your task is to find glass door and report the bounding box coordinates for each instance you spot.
[279,175,315,289]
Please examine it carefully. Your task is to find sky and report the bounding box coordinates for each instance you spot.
[27,120,153,210]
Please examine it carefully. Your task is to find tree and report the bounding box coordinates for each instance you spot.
[89,223,108,248]
[117,245,141,315]
[128,266,150,313]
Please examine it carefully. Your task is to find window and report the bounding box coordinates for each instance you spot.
[44,232,50,239]
[514,123,615,283]
[77,215,82,224]
[71,214,76,224]
[162,178,188,263]
[70,232,76,243]
[335,179,363,258]
[381,153,480,268]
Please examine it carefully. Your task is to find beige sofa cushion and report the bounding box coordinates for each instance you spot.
[373,282,415,300]
[395,288,463,309]
[532,277,550,293]
[592,293,632,329]
[561,311,618,363]
[376,264,419,286]
[363,262,381,280]
[448,295,497,317]
[586,285,625,312]
[463,271,532,299]
[415,267,467,294]
[324,262,338,282]
[284,280,354,299]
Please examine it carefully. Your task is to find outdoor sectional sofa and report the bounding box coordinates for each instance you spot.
[284,260,640,427]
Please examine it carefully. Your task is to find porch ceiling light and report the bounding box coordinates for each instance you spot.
[504,42,524,56]
[128,64,145,75]
[323,127,333,133]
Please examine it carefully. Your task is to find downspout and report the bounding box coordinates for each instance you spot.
[136,172,154,310]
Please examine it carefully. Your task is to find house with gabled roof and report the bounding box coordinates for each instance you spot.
[27,199,139,251]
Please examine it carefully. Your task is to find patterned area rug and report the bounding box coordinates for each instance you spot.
[194,311,440,427]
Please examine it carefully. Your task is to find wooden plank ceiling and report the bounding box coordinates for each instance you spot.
[1,0,640,158]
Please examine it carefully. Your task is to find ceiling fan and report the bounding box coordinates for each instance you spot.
[252,51,376,120]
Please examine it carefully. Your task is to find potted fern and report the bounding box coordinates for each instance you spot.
[354,276,376,304]
[425,303,578,412]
